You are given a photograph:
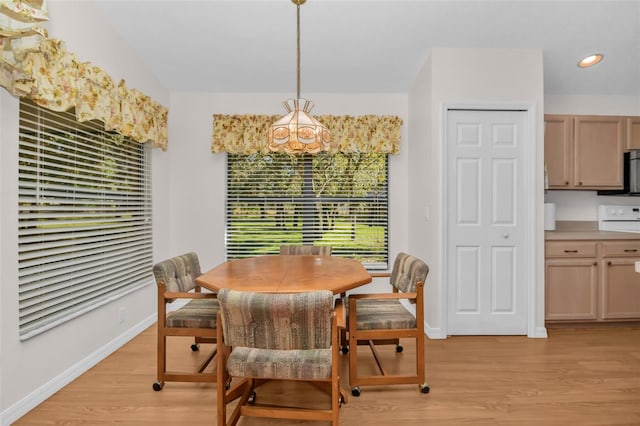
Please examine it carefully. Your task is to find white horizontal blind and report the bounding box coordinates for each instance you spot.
[226,152,388,269]
[18,99,153,340]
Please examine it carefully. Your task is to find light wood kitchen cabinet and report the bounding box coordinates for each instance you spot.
[544,115,625,190]
[574,116,624,188]
[545,241,598,321]
[627,116,640,150]
[544,115,573,188]
[600,241,640,319]
[545,239,640,323]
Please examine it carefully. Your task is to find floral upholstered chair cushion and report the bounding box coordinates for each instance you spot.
[389,252,429,294]
[153,252,201,294]
[279,245,332,256]
[217,289,334,380]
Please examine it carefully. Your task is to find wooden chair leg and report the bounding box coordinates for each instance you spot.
[340,328,349,351]
[154,328,166,391]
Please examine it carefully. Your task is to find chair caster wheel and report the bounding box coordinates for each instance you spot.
[396,345,403,353]
[341,346,349,354]
[248,392,257,404]
[191,344,199,351]
[152,381,164,391]
[351,387,361,397]
[420,384,430,394]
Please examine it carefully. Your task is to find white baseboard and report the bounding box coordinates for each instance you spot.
[423,320,547,339]
[529,326,548,338]
[425,321,446,339]
[1,315,156,426]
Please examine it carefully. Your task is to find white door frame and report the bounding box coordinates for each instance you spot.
[440,103,539,337]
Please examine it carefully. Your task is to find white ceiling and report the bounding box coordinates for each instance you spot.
[94,0,640,96]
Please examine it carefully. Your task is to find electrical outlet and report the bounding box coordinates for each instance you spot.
[119,307,126,324]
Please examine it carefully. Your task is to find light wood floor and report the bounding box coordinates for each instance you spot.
[13,325,640,426]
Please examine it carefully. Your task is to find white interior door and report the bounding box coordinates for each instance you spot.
[446,109,528,335]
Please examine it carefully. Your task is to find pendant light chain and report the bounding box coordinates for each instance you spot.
[296,2,301,99]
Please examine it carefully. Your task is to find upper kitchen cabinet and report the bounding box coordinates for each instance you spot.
[574,116,624,188]
[545,114,625,190]
[627,116,640,150]
[545,115,573,188]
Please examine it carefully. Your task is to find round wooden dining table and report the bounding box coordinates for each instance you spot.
[195,255,372,294]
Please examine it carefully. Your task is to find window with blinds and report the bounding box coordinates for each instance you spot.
[18,99,153,340]
[226,152,388,269]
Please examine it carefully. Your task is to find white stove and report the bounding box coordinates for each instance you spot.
[598,205,640,233]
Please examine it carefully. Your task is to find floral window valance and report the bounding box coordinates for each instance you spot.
[1,1,168,150]
[212,114,402,155]
[0,0,48,96]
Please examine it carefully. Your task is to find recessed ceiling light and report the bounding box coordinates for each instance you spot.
[578,53,603,68]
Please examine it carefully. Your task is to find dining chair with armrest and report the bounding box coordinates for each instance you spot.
[279,244,332,255]
[216,289,346,426]
[279,245,346,346]
[347,252,430,396]
[152,252,219,391]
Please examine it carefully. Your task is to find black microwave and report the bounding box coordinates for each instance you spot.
[597,151,640,196]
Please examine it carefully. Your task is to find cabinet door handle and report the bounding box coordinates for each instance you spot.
[594,262,598,266]
[608,261,612,266]
[564,250,578,253]
[578,181,583,186]
[564,181,569,185]
[624,249,638,252]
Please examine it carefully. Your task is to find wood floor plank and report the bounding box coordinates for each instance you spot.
[13,326,640,425]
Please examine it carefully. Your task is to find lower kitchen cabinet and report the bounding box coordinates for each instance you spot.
[545,259,598,321]
[545,258,598,320]
[545,240,640,323]
[601,259,640,319]
[545,241,598,321]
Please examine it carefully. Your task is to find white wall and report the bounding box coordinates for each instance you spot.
[0,2,170,423]
[167,91,410,279]
[0,77,5,421]
[407,54,439,332]
[544,95,640,221]
[408,48,546,338]
[545,95,640,116]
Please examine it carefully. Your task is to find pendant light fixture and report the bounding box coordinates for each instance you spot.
[267,0,330,154]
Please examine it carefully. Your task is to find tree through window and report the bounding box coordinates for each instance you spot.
[226,152,388,269]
